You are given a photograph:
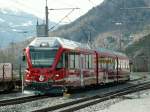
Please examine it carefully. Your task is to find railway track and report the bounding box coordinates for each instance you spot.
[0,95,49,107]
[0,77,147,109]
[32,81,150,112]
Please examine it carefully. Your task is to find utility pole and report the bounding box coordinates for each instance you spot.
[115,22,122,51]
[45,0,49,36]
[44,0,79,36]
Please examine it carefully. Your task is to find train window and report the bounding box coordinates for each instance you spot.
[120,60,122,68]
[123,60,126,69]
[75,54,79,69]
[122,60,124,68]
[118,60,120,68]
[121,60,122,68]
[85,55,89,69]
[56,53,65,68]
[126,61,128,69]
[99,57,105,69]
[115,60,117,69]
[122,60,124,69]
[68,52,80,69]
[84,54,94,69]
[64,53,68,68]
[69,53,75,69]
[89,55,93,69]
[119,60,122,68]
[82,55,86,69]
[99,57,108,69]
[127,60,129,69]
[124,61,126,68]
[107,58,115,70]
[30,49,57,67]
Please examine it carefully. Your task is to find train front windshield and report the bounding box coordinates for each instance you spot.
[30,49,57,67]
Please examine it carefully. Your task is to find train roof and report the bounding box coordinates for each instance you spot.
[28,37,90,49]
[96,48,128,58]
[28,37,128,59]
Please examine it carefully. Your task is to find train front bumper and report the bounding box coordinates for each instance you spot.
[24,82,67,95]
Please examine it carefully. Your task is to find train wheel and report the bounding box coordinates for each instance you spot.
[6,82,15,92]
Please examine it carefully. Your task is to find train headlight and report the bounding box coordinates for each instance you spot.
[55,74,59,77]
[39,75,45,82]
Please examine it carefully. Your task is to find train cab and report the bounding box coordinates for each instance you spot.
[23,37,95,94]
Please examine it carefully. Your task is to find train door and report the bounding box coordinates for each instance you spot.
[81,53,96,86]
[80,54,84,87]
[98,56,107,84]
[113,57,118,82]
[107,57,116,83]
[66,52,80,87]
[116,57,119,82]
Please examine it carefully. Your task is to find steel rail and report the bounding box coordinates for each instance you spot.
[60,83,150,112]
[32,81,150,112]
[0,77,146,108]
[0,95,49,107]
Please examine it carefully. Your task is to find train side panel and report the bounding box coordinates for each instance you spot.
[96,51,130,85]
[62,50,97,88]
[117,57,130,82]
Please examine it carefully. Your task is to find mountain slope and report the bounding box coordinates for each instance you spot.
[50,0,150,50]
[0,8,55,47]
[0,8,37,47]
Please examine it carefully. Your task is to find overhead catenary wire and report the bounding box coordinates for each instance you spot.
[49,9,77,30]
[49,8,80,10]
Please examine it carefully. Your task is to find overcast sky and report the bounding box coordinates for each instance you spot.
[0,0,104,23]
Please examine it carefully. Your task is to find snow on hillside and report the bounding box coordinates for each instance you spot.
[0,0,57,47]
[0,0,43,18]
[0,8,37,47]
[0,8,55,47]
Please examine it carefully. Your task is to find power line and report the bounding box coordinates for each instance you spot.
[49,8,80,10]
[49,9,75,30]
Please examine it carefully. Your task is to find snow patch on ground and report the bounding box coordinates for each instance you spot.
[96,90,150,112]
[97,98,150,112]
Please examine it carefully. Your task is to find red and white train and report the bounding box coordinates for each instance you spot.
[23,37,130,94]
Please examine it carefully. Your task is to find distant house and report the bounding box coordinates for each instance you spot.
[36,21,47,37]
[133,50,150,72]
[126,34,150,72]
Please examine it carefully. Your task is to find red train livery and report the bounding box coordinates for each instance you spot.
[23,37,130,94]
